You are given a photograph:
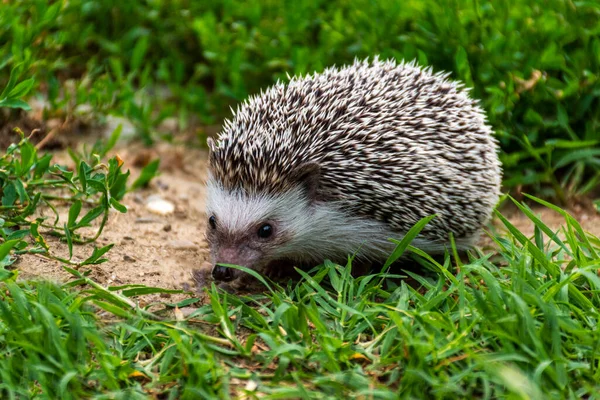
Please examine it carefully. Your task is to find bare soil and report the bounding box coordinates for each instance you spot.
[12,140,600,304]
[14,141,212,305]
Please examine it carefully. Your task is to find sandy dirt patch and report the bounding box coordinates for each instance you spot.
[14,142,211,304]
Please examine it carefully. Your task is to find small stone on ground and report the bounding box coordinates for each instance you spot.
[166,240,198,250]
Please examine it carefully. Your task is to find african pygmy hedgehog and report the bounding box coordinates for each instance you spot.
[205,57,502,289]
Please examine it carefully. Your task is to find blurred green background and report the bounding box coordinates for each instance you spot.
[1,0,599,202]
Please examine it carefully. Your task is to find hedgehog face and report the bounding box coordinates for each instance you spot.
[205,164,321,285]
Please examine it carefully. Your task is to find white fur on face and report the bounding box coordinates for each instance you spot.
[206,175,476,265]
[205,177,312,234]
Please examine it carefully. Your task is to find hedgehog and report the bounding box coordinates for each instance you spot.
[205,57,501,289]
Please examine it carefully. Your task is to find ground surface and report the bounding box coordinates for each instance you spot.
[13,139,600,303]
[14,141,211,304]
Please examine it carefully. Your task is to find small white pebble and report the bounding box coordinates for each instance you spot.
[146,195,175,215]
[165,240,198,250]
[245,380,258,392]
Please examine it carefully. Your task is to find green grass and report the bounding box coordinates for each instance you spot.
[0,198,599,399]
[1,0,599,200]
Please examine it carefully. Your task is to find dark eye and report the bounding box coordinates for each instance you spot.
[257,223,273,239]
[209,216,217,229]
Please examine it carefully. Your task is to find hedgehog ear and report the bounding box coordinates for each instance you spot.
[293,162,321,201]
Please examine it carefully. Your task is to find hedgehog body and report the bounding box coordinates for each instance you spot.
[206,57,502,286]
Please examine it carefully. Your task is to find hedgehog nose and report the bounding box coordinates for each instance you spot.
[212,265,234,282]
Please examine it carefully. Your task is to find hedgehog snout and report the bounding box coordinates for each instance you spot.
[211,246,263,282]
[212,265,234,282]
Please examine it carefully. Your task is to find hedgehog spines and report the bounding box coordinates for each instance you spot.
[208,57,501,243]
